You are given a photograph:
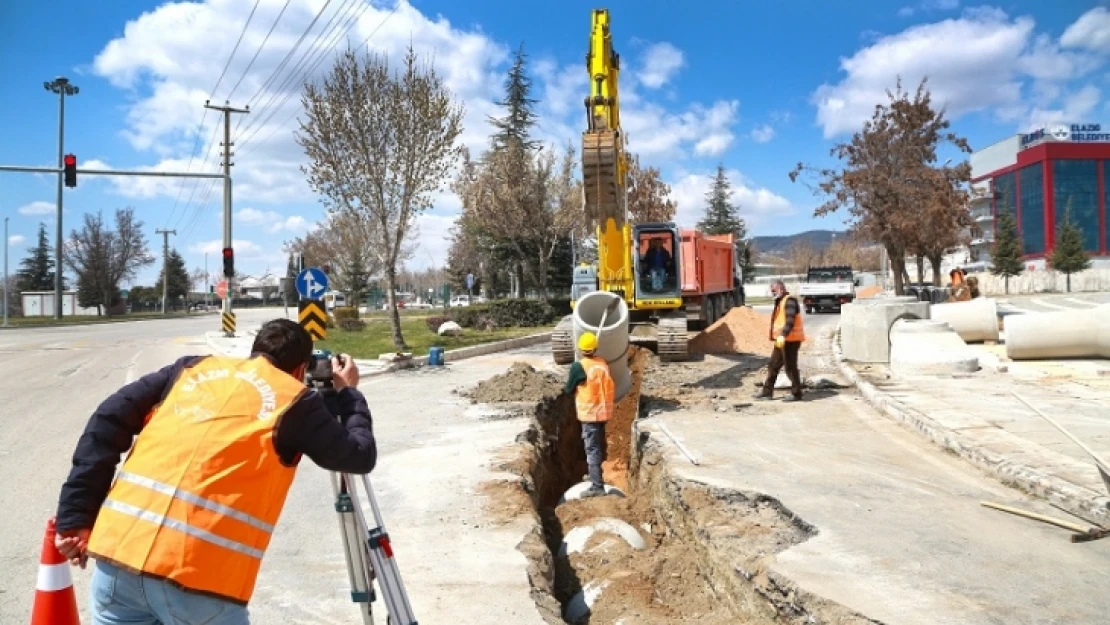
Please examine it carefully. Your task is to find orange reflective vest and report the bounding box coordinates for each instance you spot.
[86,355,308,605]
[771,294,806,343]
[575,356,614,423]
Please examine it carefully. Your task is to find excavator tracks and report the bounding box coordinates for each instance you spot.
[656,311,689,362]
[582,130,623,224]
[552,315,576,365]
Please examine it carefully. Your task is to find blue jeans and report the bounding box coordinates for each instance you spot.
[90,559,250,625]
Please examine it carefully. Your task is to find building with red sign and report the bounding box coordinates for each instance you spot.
[968,124,1110,269]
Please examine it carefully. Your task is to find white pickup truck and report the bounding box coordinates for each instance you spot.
[798,265,855,313]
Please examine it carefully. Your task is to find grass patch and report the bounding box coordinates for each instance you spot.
[316,316,544,359]
[0,311,209,327]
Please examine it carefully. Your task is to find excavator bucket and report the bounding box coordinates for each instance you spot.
[582,129,623,225]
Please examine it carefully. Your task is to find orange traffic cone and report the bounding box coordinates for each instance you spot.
[30,516,81,625]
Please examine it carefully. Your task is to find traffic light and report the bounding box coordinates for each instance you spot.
[222,247,234,278]
[63,154,77,188]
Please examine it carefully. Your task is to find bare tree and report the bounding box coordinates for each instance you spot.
[64,207,155,315]
[627,153,676,224]
[297,46,464,349]
[789,77,971,295]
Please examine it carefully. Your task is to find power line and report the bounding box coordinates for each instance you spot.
[233,0,366,141]
[165,0,263,229]
[225,0,294,101]
[238,1,399,155]
[241,0,341,111]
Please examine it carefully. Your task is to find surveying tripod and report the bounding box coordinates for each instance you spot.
[307,349,418,625]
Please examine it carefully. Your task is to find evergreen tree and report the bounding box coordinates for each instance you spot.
[1048,207,1091,293]
[339,247,372,305]
[156,249,191,308]
[990,210,1023,295]
[16,222,66,292]
[697,164,747,239]
[488,43,541,151]
[284,253,298,305]
[547,235,574,295]
[739,240,756,283]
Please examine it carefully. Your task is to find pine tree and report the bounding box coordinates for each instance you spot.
[339,247,372,305]
[697,164,747,239]
[1048,207,1091,293]
[16,222,66,292]
[156,249,191,307]
[990,211,1023,295]
[488,43,541,151]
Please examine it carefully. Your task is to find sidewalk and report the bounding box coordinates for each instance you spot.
[638,330,1110,625]
[835,331,1110,525]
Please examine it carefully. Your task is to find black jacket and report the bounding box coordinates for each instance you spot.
[55,353,377,533]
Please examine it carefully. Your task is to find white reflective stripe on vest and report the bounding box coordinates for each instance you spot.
[101,498,266,559]
[116,470,275,533]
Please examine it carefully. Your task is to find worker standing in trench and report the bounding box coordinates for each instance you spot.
[564,331,616,498]
[755,279,806,402]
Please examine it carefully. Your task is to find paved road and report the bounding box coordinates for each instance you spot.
[0,307,286,623]
[996,291,1110,314]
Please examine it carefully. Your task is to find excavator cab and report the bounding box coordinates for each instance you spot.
[632,224,683,308]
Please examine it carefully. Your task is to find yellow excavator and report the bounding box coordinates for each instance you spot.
[552,9,739,364]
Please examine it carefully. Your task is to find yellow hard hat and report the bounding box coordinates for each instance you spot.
[578,332,598,352]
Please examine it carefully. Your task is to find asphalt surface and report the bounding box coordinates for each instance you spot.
[0,307,285,623]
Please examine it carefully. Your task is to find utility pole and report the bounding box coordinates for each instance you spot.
[204,100,249,335]
[44,76,79,320]
[3,216,9,328]
[156,229,176,314]
[205,252,209,309]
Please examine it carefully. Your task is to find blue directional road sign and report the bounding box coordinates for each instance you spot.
[466,273,475,290]
[296,267,329,300]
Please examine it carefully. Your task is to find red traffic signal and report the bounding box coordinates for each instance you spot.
[63,154,77,188]
[222,247,234,278]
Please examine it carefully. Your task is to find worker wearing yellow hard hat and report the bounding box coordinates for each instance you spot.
[563,331,615,498]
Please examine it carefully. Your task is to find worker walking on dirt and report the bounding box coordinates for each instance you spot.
[755,280,805,402]
[564,331,615,498]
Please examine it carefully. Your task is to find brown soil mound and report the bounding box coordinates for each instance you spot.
[690,306,773,355]
[856,285,882,299]
[600,348,648,493]
[467,363,564,403]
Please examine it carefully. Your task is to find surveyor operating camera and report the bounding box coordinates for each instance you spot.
[52,318,377,624]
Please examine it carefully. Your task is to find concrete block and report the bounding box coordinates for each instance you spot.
[889,319,979,375]
[1005,303,1110,361]
[930,297,1000,343]
[840,298,930,363]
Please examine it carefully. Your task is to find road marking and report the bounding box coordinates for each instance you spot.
[1064,298,1100,308]
[1030,298,1073,311]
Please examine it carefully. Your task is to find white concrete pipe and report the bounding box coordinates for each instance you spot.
[929,297,1000,343]
[572,290,633,402]
[889,319,979,375]
[1005,303,1110,360]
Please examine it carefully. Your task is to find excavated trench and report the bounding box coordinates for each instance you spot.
[492,347,880,625]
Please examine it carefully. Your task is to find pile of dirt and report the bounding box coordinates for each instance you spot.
[467,363,565,403]
[856,285,883,299]
[599,348,649,493]
[690,306,773,355]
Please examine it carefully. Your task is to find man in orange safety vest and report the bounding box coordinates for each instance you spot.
[563,331,615,498]
[53,318,377,624]
[755,280,806,401]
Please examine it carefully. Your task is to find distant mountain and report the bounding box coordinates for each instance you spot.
[750,230,846,255]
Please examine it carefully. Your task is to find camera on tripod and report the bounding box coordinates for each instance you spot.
[305,348,348,394]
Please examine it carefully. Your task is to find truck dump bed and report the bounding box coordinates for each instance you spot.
[679,229,735,296]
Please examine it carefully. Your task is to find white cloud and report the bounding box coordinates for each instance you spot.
[18,201,54,216]
[1061,7,1110,54]
[812,8,1107,138]
[8,235,25,246]
[750,124,775,143]
[637,42,685,88]
[668,169,794,232]
[236,208,316,234]
[898,0,959,18]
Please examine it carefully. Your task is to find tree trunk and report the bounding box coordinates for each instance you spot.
[1004,276,1010,295]
[1066,273,1071,293]
[928,253,943,286]
[891,256,908,296]
[915,256,925,286]
[384,267,407,352]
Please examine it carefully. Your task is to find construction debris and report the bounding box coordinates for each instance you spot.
[689,307,773,355]
[466,363,564,403]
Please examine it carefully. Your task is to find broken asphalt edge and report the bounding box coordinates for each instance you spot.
[831,323,1110,526]
[204,329,554,376]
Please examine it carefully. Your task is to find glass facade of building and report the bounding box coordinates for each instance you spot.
[1018,162,1045,255]
[1053,159,1100,252]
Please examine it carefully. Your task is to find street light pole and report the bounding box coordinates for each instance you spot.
[44,76,78,320]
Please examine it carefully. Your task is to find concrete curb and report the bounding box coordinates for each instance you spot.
[356,331,555,377]
[831,323,1110,524]
[1,311,220,331]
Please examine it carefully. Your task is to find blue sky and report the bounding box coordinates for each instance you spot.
[1,0,1108,288]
